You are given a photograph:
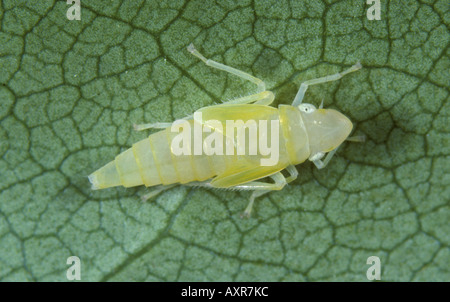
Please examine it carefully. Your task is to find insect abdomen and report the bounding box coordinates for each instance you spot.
[88,123,219,190]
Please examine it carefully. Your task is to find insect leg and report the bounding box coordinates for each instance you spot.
[183,173,287,217]
[285,165,298,183]
[187,43,266,93]
[141,184,177,202]
[231,172,287,191]
[240,166,298,217]
[182,171,287,192]
[224,90,275,106]
[346,135,366,142]
[292,62,362,107]
[242,190,268,218]
[312,147,339,169]
[239,172,285,218]
[133,122,173,131]
[135,92,274,132]
[313,135,365,169]
[181,169,296,217]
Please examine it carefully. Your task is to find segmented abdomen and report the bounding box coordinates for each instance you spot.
[88,121,225,190]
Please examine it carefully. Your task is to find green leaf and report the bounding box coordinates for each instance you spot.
[0,0,448,281]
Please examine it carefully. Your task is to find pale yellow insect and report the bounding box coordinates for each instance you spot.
[89,44,364,217]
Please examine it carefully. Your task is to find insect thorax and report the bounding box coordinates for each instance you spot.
[278,105,310,165]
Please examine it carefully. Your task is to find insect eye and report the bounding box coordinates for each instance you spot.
[298,104,316,113]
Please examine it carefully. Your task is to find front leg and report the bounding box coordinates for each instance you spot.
[312,134,366,169]
[292,62,362,107]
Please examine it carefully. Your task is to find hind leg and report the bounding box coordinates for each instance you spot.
[181,172,288,218]
[188,44,275,106]
[141,184,177,202]
[188,43,266,92]
[134,44,275,131]
[241,166,298,217]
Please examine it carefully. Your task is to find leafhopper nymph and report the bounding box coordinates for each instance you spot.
[89,44,364,217]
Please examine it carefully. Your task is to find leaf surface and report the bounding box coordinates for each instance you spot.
[0,0,448,281]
